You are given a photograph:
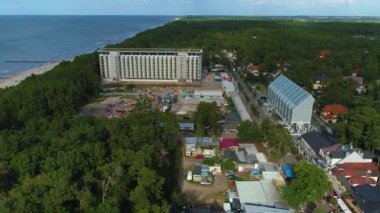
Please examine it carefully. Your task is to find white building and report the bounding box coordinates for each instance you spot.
[99,48,202,83]
[236,180,288,209]
[194,90,223,99]
[268,75,315,133]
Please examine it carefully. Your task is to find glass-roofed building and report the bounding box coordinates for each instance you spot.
[268,75,315,134]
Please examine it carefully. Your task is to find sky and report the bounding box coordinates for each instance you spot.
[0,0,379,16]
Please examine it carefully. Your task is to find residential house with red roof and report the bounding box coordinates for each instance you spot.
[335,162,379,187]
[320,104,348,123]
[320,49,331,58]
[220,138,240,150]
[247,64,260,76]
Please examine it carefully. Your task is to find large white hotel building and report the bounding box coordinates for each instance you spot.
[98,48,202,83]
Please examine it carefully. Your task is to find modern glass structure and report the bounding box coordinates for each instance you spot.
[98,48,202,83]
[268,75,315,134]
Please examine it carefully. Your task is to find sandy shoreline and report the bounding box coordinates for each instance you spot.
[0,62,61,89]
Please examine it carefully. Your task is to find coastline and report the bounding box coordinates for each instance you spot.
[0,62,60,89]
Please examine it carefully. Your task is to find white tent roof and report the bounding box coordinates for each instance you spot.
[236,180,282,207]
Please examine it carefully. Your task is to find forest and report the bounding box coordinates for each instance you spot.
[1,17,380,211]
[0,54,181,211]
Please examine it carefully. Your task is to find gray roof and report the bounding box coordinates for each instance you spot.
[302,132,332,154]
[361,150,373,159]
[236,180,283,207]
[269,75,314,107]
[193,165,202,176]
[330,150,346,159]
[177,122,195,130]
[353,184,380,213]
[260,163,280,172]
[184,137,219,147]
[244,203,291,213]
[223,150,239,162]
[221,121,239,129]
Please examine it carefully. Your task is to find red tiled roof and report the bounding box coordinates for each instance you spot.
[340,162,379,177]
[320,49,331,57]
[220,138,239,149]
[248,65,260,73]
[331,167,341,177]
[321,104,348,115]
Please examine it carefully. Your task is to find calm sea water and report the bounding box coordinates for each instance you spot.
[0,15,175,77]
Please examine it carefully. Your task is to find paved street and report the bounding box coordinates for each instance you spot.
[232,72,270,123]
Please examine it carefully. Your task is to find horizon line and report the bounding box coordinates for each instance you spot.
[0,14,380,18]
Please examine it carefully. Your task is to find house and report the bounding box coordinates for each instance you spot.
[209,164,222,175]
[248,64,260,76]
[244,203,291,213]
[321,145,373,168]
[223,150,239,162]
[335,162,379,187]
[194,90,223,99]
[185,137,219,157]
[298,132,332,163]
[260,162,282,180]
[343,73,366,94]
[235,180,288,209]
[177,122,195,132]
[220,122,239,134]
[320,104,348,123]
[223,148,259,172]
[193,165,202,182]
[220,138,240,150]
[185,137,197,157]
[320,49,331,58]
[313,74,329,90]
[351,184,380,213]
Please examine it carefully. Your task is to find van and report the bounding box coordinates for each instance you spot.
[187,171,193,181]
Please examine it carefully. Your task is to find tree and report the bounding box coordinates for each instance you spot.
[202,157,221,166]
[194,102,222,136]
[283,161,331,209]
[237,121,263,141]
[222,159,236,171]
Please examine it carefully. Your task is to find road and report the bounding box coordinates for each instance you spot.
[232,72,270,123]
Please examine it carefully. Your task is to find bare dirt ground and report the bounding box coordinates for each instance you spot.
[179,142,228,208]
[80,96,136,117]
[201,73,222,90]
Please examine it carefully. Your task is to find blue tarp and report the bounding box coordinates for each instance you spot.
[282,164,295,179]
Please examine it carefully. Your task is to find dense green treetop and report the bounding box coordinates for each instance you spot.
[283,161,331,209]
[194,102,222,136]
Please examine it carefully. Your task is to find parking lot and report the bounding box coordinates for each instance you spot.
[180,144,228,208]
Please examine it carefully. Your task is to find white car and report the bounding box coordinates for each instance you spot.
[200,180,211,185]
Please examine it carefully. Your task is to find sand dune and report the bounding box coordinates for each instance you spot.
[0,62,60,89]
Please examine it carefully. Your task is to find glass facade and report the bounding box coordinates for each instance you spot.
[268,75,314,132]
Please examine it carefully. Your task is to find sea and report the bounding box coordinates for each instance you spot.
[0,15,175,77]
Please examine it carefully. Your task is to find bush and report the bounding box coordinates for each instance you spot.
[202,157,221,166]
[222,159,236,171]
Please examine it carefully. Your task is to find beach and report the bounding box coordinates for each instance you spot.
[0,62,60,89]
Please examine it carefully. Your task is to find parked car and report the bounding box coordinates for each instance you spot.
[224,170,235,176]
[187,171,193,181]
[227,175,236,180]
[200,180,211,185]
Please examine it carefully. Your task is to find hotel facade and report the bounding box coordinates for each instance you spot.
[98,48,202,83]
